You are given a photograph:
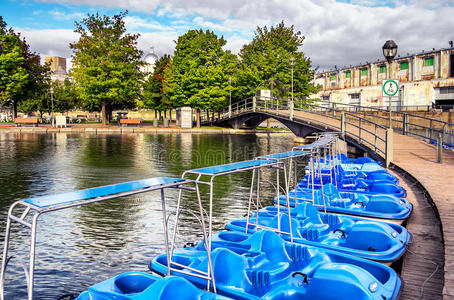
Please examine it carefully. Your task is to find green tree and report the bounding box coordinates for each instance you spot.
[52,78,81,113]
[237,21,318,100]
[142,54,171,119]
[0,16,48,118]
[164,29,237,127]
[70,11,143,125]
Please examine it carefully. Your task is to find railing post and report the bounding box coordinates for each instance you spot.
[437,132,443,163]
[402,113,408,135]
[252,96,256,112]
[341,112,345,138]
[332,103,336,118]
[289,98,294,121]
[385,128,394,168]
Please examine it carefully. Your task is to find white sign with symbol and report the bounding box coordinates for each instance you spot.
[382,79,399,97]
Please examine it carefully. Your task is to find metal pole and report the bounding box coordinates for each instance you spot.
[50,88,54,127]
[228,77,232,118]
[388,96,392,128]
[290,57,294,121]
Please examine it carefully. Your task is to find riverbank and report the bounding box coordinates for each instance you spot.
[0,124,295,135]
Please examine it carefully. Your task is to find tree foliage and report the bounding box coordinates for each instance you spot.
[70,11,143,124]
[142,54,171,112]
[0,16,49,117]
[164,29,237,126]
[237,21,318,100]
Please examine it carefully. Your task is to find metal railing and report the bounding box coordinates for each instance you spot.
[316,100,454,146]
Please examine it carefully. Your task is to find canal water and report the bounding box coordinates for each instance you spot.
[0,132,297,299]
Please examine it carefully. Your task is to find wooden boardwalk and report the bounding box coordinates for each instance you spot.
[391,169,444,299]
[289,110,454,299]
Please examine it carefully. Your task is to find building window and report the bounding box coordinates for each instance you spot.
[424,57,434,67]
[349,93,360,99]
[439,86,454,94]
[322,96,330,101]
[400,61,409,70]
[330,74,336,81]
[345,71,351,78]
[379,65,386,73]
[361,68,368,76]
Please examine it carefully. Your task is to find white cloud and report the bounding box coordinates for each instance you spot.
[124,16,176,32]
[49,10,85,21]
[16,28,79,69]
[27,0,454,71]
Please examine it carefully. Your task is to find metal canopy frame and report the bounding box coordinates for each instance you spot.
[165,159,283,293]
[0,177,192,300]
[291,133,343,211]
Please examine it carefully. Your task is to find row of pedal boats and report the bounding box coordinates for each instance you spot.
[76,151,413,299]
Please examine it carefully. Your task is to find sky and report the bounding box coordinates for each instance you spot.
[1,0,454,72]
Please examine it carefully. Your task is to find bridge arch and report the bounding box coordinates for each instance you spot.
[211,111,322,138]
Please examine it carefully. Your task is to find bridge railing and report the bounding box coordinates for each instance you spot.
[318,100,454,145]
[292,100,388,159]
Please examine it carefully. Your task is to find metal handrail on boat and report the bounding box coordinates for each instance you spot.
[0,177,192,300]
[169,159,284,293]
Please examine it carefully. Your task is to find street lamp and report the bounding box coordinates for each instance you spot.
[228,77,232,118]
[50,86,54,127]
[382,40,397,128]
[289,57,295,120]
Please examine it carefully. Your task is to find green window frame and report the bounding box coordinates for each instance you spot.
[400,61,409,70]
[361,68,368,76]
[379,65,386,73]
[330,74,336,81]
[424,57,434,67]
[345,71,351,78]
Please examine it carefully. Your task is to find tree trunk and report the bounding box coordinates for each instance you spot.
[154,110,157,118]
[159,111,162,120]
[169,110,172,122]
[164,110,167,119]
[196,109,201,128]
[101,103,108,125]
[13,100,17,118]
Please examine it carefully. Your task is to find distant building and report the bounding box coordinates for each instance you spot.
[141,47,158,78]
[45,56,67,81]
[313,46,454,110]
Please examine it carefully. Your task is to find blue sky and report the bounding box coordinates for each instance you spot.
[2,0,454,71]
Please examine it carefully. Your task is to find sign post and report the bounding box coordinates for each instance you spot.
[382,79,399,128]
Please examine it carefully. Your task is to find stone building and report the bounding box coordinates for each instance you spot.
[313,46,454,110]
[45,56,67,81]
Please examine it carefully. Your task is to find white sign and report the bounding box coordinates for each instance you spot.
[382,79,399,97]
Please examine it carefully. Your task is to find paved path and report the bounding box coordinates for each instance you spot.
[289,110,453,299]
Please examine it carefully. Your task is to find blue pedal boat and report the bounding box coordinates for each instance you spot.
[318,153,383,166]
[225,202,410,264]
[298,176,406,198]
[276,184,412,224]
[150,230,402,300]
[77,272,229,300]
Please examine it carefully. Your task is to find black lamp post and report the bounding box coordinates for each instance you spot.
[382,40,398,128]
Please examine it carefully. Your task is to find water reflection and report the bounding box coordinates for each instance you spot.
[0,132,296,299]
